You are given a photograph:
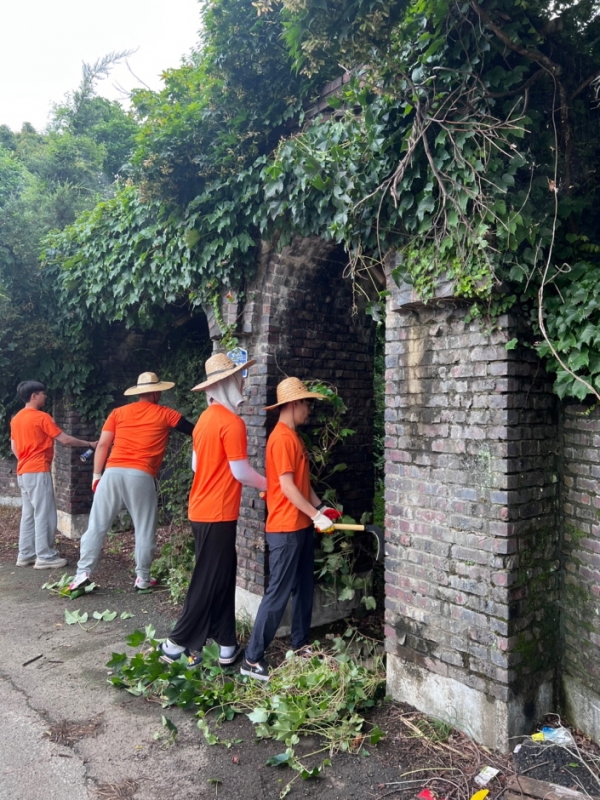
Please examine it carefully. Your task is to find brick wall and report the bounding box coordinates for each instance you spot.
[384,300,560,750]
[561,405,600,737]
[49,322,194,535]
[52,397,98,519]
[220,237,376,595]
[0,455,19,500]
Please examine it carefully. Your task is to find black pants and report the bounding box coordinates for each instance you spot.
[245,526,315,662]
[169,520,237,651]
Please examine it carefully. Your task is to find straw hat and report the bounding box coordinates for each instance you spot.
[264,377,326,410]
[191,352,256,392]
[124,372,175,396]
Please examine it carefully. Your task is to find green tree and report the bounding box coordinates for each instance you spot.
[14,0,600,407]
[0,57,140,445]
[130,0,318,202]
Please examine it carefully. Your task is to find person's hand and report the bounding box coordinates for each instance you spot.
[312,511,336,533]
[89,440,99,449]
[92,473,102,492]
[321,507,342,521]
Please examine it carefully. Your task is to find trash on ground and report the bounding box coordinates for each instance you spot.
[474,767,500,787]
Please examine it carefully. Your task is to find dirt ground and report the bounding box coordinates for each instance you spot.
[1,506,599,800]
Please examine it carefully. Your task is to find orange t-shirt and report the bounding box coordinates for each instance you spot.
[265,422,312,533]
[188,403,248,523]
[10,408,63,475]
[103,401,182,478]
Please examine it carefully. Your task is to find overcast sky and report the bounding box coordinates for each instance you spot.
[0,0,202,132]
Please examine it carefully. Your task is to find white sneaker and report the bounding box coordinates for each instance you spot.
[34,556,68,570]
[134,576,158,591]
[69,572,91,591]
[218,644,243,666]
[16,556,36,567]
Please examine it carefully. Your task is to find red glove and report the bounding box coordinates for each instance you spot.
[322,507,342,521]
[92,473,102,493]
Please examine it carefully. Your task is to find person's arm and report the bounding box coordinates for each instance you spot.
[229,459,267,491]
[92,430,114,474]
[91,430,114,492]
[174,417,194,436]
[279,474,336,531]
[279,472,319,518]
[10,439,19,458]
[55,432,98,449]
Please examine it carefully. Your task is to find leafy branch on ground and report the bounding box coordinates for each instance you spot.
[107,624,385,794]
[64,608,134,630]
[42,573,97,599]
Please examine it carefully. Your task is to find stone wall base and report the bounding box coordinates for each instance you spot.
[0,496,22,507]
[235,582,365,636]
[387,654,554,752]
[563,674,600,744]
[56,511,89,540]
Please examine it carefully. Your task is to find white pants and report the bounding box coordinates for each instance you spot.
[75,468,158,581]
[17,472,58,561]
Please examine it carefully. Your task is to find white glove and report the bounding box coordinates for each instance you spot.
[312,511,336,533]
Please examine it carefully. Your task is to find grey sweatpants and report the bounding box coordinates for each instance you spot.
[17,472,58,562]
[75,467,158,581]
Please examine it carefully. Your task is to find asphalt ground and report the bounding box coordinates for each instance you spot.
[0,556,403,800]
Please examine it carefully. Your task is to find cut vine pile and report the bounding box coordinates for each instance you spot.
[107,626,386,797]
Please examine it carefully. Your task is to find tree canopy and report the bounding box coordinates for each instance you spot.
[3,0,600,421]
[0,57,138,433]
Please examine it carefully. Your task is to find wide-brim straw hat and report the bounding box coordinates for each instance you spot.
[264,377,326,410]
[191,352,256,392]
[124,372,175,396]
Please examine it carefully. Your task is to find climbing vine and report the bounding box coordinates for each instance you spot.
[19,0,600,406]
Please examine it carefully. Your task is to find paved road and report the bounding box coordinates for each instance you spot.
[0,562,211,800]
[0,557,400,799]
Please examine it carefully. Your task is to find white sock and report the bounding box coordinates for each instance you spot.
[219,644,237,659]
[163,638,185,656]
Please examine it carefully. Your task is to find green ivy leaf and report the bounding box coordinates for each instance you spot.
[266,752,292,767]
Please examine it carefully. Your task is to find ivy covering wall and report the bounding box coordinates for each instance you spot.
[3,0,600,421]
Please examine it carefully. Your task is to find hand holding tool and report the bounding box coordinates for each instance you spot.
[312,511,336,533]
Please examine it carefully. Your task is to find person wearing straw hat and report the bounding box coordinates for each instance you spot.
[69,372,194,592]
[158,353,267,669]
[240,377,341,681]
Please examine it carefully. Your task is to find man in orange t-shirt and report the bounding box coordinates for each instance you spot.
[10,380,97,569]
[241,377,340,682]
[70,372,194,591]
[159,353,266,669]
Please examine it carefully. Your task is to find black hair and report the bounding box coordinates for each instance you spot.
[17,380,46,404]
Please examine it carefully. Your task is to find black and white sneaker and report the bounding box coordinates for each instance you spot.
[240,657,270,681]
[218,644,243,666]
